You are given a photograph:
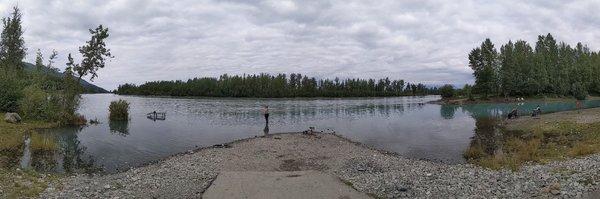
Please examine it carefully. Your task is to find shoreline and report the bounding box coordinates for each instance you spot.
[429,96,600,105]
[42,132,600,198]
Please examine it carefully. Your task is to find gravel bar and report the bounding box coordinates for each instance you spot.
[41,133,600,198]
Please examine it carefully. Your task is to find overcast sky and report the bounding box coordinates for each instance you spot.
[1,0,599,90]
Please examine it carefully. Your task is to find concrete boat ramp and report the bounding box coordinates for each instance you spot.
[203,171,371,199]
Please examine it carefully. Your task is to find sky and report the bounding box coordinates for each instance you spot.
[0,0,599,90]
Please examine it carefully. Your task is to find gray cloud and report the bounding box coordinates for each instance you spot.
[1,0,599,90]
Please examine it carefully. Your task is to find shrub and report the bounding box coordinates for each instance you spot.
[17,84,83,125]
[109,99,130,121]
[19,85,48,120]
[0,77,23,112]
[463,145,485,160]
[571,82,587,100]
[439,84,455,99]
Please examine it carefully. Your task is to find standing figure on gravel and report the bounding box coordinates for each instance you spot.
[261,105,269,124]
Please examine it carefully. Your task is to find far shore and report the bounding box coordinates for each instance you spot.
[503,107,600,131]
[430,96,600,105]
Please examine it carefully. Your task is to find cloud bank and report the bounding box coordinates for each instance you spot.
[1,0,599,89]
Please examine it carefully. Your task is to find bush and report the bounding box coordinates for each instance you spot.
[0,78,23,112]
[19,85,50,120]
[109,99,130,121]
[571,82,587,100]
[17,84,82,125]
[439,84,455,99]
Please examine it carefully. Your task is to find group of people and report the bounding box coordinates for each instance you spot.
[507,105,542,119]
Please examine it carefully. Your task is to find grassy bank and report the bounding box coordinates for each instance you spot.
[464,108,600,170]
[435,96,600,105]
[0,114,59,198]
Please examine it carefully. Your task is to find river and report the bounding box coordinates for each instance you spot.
[8,94,600,173]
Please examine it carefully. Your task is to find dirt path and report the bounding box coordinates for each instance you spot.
[203,171,370,199]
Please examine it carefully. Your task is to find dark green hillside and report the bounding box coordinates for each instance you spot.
[23,62,108,93]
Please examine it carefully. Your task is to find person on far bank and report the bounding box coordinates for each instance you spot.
[532,105,541,117]
[261,105,269,124]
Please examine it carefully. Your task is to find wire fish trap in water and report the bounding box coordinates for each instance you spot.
[147,112,166,120]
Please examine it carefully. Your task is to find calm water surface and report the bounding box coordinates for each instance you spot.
[11,94,600,173]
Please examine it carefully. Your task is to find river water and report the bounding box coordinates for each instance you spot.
[8,94,600,173]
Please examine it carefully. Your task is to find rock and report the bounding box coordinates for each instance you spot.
[550,189,560,195]
[4,112,21,123]
[104,185,111,189]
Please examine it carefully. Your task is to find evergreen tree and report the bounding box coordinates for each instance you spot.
[35,49,44,72]
[470,34,600,99]
[0,6,26,73]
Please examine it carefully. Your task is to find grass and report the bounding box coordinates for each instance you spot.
[442,95,600,105]
[29,133,57,151]
[109,99,130,121]
[0,114,57,151]
[465,121,600,170]
[0,113,59,198]
[0,168,59,198]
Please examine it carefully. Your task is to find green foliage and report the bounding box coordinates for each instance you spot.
[17,84,82,125]
[0,5,110,125]
[18,85,51,120]
[469,33,600,99]
[439,84,455,99]
[571,82,588,100]
[469,39,499,98]
[116,73,436,98]
[0,6,26,73]
[0,76,22,112]
[69,25,113,82]
[109,99,130,121]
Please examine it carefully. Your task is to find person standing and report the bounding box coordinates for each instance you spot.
[261,105,269,124]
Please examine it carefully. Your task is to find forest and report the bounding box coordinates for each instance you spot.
[115,74,438,98]
[469,33,600,100]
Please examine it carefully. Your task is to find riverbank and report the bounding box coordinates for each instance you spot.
[430,96,600,105]
[464,107,600,171]
[0,116,58,198]
[42,132,599,198]
[504,107,600,130]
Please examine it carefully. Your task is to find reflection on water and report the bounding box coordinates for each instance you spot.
[13,128,100,173]
[263,123,269,135]
[3,94,600,174]
[109,121,130,136]
[19,136,31,169]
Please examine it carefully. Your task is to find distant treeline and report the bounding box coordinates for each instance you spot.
[115,73,438,97]
[469,33,600,99]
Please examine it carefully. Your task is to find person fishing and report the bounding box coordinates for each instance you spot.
[261,105,269,124]
[508,107,519,119]
[532,105,541,117]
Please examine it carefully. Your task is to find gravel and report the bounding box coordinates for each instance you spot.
[41,133,600,198]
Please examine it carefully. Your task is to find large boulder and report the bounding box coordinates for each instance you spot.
[4,112,21,124]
